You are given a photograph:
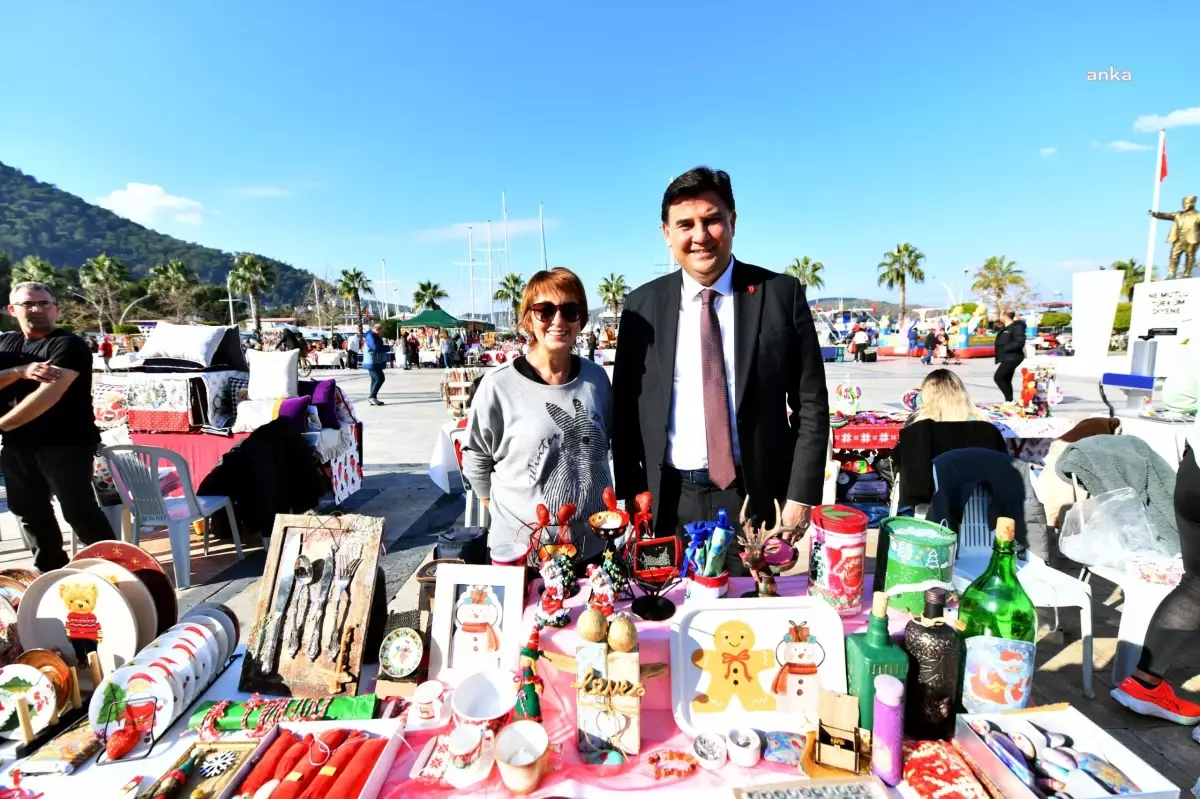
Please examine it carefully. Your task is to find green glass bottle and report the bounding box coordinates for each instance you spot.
[845,591,909,729]
[957,517,1037,713]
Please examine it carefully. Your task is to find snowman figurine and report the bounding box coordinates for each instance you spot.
[770,621,825,717]
[451,585,502,669]
[535,559,571,628]
[586,564,615,618]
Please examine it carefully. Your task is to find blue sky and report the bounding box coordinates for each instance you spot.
[2,2,1196,317]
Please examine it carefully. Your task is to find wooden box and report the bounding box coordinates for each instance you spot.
[816,689,861,773]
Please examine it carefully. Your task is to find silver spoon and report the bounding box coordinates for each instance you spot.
[285,555,314,658]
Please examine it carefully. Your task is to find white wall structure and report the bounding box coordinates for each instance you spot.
[1129,276,1200,379]
[1070,270,1124,374]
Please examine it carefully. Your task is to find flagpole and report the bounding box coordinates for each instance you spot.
[1145,128,1166,284]
[539,202,548,270]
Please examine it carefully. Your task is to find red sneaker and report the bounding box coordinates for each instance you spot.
[1112,676,1200,725]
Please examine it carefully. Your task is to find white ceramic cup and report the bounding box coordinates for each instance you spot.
[413,680,444,721]
[692,732,727,770]
[726,727,762,767]
[447,725,483,770]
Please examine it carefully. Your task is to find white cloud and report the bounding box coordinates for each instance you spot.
[411,217,558,244]
[96,183,205,226]
[1134,106,1200,132]
[231,186,290,198]
[1039,147,1057,157]
[1090,140,1150,151]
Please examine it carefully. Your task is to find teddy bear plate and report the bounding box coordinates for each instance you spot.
[70,559,158,650]
[0,663,57,738]
[669,597,846,738]
[16,569,138,676]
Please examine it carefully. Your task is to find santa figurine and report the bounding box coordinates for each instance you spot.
[586,564,615,617]
[535,559,571,627]
[514,625,545,722]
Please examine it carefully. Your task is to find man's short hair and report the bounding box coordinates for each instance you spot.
[10,281,58,304]
[1000,309,1015,321]
[661,167,736,223]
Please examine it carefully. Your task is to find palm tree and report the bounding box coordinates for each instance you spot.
[228,253,276,336]
[876,242,926,320]
[12,255,67,297]
[413,281,448,311]
[493,272,526,329]
[80,254,132,332]
[1113,258,1146,301]
[337,268,374,343]
[971,256,1026,316]
[597,272,629,322]
[785,257,826,293]
[148,259,199,321]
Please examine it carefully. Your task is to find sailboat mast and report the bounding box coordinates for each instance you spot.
[468,226,475,320]
[487,221,494,326]
[539,202,547,270]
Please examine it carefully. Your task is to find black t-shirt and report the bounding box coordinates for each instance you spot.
[512,354,581,385]
[0,330,99,447]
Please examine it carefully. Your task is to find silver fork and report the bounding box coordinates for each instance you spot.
[325,540,363,662]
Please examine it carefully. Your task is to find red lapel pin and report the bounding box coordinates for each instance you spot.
[748,285,756,295]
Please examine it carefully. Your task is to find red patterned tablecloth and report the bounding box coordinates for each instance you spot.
[832,422,904,451]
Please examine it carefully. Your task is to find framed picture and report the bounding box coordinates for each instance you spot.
[429,563,526,682]
[670,597,847,737]
[239,514,384,697]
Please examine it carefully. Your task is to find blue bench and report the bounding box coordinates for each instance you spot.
[1098,372,1158,416]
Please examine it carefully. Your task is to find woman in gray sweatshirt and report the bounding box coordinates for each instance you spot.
[461,267,612,562]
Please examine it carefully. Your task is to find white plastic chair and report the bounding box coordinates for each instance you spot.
[102,445,243,590]
[936,467,1095,699]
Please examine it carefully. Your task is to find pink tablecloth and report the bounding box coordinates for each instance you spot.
[130,431,249,490]
[382,575,910,798]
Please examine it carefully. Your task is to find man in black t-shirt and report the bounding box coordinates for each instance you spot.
[0,282,113,571]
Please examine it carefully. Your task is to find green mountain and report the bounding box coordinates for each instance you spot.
[0,161,313,304]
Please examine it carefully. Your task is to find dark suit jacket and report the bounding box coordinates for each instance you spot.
[994,320,1027,362]
[611,260,830,526]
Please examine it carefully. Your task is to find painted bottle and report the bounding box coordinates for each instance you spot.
[871,674,905,786]
[957,517,1037,713]
[903,587,963,739]
[845,591,909,729]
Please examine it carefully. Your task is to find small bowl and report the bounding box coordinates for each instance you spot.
[692,732,727,770]
[495,720,549,794]
[726,727,762,767]
[450,669,518,734]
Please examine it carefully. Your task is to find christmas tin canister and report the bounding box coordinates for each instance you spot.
[808,505,870,617]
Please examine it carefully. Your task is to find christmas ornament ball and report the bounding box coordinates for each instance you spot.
[607,614,638,652]
[577,608,609,643]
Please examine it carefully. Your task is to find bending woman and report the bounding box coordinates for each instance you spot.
[461,267,612,563]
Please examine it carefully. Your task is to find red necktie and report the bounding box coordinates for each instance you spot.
[700,289,736,489]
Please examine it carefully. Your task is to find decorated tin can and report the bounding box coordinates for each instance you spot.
[881,517,957,615]
[808,505,870,616]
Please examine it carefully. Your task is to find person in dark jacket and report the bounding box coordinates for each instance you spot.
[993,310,1026,402]
[921,329,937,365]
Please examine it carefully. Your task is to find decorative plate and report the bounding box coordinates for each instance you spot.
[182,604,238,660]
[0,577,27,611]
[166,623,219,687]
[71,559,159,650]
[180,611,231,667]
[379,628,423,679]
[129,654,185,718]
[72,542,176,635]
[142,636,201,704]
[16,649,71,714]
[16,569,138,675]
[0,663,57,738]
[88,665,175,741]
[0,569,40,588]
[0,595,21,668]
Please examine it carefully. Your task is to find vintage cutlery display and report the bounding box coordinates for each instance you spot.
[239,514,384,698]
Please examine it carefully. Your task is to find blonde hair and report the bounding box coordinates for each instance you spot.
[912,369,985,423]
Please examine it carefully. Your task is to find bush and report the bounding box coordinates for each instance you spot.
[1113,302,1132,333]
[1040,311,1072,328]
[113,323,141,335]
[382,319,403,339]
[55,322,74,333]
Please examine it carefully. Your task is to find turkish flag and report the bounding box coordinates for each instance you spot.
[1160,137,1169,181]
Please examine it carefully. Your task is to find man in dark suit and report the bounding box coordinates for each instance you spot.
[612,168,829,573]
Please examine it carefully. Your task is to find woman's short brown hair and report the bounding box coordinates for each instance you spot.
[518,267,588,335]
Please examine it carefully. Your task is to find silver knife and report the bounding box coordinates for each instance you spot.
[305,554,336,660]
[259,533,304,676]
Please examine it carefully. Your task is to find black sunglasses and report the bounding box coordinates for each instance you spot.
[529,302,585,324]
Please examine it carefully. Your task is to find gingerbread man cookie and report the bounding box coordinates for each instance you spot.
[690,620,777,713]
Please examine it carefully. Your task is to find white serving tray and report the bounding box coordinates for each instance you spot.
[955,705,1179,799]
[670,596,847,737]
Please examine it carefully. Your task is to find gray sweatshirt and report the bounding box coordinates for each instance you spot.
[461,358,612,560]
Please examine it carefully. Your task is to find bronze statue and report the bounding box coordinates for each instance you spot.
[1150,195,1200,279]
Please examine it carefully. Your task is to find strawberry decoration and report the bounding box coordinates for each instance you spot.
[535,504,551,528]
[105,722,139,761]
[602,486,617,511]
[557,503,576,526]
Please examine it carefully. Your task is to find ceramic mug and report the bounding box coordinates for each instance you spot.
[727,727,762,767]
[413,680,444,721]
[494,720,549,794]
[692,732,727,770]
[447,725,484,770]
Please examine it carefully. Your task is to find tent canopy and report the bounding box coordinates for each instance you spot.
[399,308,467,329]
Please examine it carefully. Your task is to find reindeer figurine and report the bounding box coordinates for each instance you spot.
[737,496,786,598]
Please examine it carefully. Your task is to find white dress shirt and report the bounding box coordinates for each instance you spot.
[665,258,742,469]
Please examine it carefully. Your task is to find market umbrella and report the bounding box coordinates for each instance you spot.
[401,308,467,328]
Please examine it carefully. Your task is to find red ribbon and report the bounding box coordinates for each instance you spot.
[721,649,753,680]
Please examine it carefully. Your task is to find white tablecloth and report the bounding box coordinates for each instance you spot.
[428,420,467,494]
[314,350,346,368]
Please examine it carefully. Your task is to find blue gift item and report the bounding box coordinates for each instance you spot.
[704,510,733,578]
[762,731,806,766]
[683,521,712,577]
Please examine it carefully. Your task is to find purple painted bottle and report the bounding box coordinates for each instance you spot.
[871,674,905,786]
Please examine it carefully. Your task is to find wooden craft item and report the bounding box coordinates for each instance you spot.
[239,514,384,698]
[816,689,861,774]
[144,741,258,799]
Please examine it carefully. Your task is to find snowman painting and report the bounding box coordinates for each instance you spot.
[771,621,825,718]
[451,585,502,669]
